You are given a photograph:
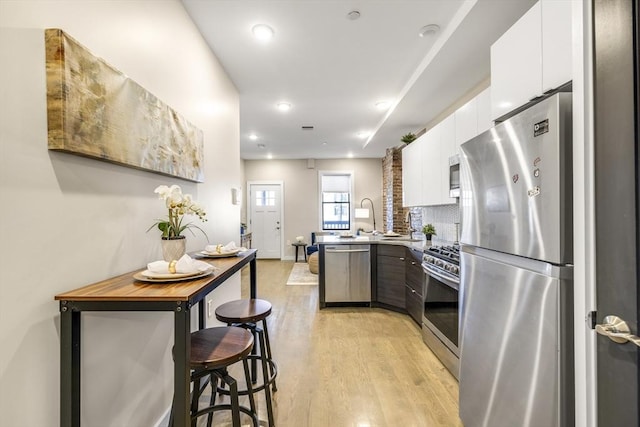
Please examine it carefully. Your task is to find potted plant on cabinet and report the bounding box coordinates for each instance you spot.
[422,224,436,241]
[401,132,417,144]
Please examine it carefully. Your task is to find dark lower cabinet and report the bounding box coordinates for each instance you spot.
[376,245,406,308]
[405,284,422,324]
[405,248,424,325]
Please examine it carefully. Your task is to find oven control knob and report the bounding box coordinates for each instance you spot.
[450,266,459,275]
[435,259,444,267]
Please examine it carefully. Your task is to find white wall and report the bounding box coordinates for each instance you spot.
[244,158,383,259]
[0,1,241,426]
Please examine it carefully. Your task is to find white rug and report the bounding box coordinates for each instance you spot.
[286,262,318,285]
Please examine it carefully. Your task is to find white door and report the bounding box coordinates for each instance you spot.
[249,183,282,259]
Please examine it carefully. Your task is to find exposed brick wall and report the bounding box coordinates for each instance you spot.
[382,146,426,237]
[382,146,413,234]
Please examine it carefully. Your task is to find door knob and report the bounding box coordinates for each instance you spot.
[595,315,640,347]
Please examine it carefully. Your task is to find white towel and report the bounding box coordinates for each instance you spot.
[147,254,212,274]
[204,241,247,254]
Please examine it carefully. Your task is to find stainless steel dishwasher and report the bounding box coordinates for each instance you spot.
[324,245,371,302]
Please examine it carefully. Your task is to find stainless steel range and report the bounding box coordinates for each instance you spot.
[421,245,460,379]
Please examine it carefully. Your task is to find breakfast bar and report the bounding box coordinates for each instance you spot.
[54,249,258,427]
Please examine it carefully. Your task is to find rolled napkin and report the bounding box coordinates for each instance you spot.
[147,254,212,274]
[204,241,247,254]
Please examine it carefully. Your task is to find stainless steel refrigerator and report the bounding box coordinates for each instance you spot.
[458,93,574,427]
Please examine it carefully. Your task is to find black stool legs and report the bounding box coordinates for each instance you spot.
[191,362,258,427]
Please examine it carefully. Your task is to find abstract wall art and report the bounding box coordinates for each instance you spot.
[45,28,204,182]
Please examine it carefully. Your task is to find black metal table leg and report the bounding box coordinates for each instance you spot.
[60,303,81,427]
[198,299,206,330]
[250,256,257,299]
[173,303,191,427]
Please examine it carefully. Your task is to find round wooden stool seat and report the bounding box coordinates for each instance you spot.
[215,299,272,324]
[190,326,254,370]
[169,326,258,427]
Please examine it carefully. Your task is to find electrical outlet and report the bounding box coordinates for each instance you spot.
[207,300,213,318]
[286,239,291,245]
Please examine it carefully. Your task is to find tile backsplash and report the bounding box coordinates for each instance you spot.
[421,203,460,243]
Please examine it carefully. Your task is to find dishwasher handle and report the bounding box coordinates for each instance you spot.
[326,248,370,253]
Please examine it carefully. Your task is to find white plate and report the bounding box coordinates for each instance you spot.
[133,269,213,283]
[139,269,210,279]
[199,248,241,258]
[383,232,401,237]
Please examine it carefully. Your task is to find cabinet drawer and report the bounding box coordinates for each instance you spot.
[377,244,406,257]
[405,284,422,325]
[405,248,423,293]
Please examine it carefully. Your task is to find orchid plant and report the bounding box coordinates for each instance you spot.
[148,185,208,239]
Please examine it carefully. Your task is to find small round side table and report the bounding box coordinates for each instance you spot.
[292,242,308,262]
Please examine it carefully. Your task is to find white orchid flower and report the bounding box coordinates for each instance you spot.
[154,185,171,199]
[149,184,208,239]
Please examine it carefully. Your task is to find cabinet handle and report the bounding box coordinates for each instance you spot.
[411,289,416,293]
[411,261,416,265]
[399,257,405,261]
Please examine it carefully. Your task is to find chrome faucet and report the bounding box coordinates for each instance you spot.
[406,211,417,235]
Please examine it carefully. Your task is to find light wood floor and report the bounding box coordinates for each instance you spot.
[199,260,463,427]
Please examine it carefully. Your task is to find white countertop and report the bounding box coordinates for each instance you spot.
[317,234,456,252]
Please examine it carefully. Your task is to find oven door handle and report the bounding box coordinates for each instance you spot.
[422,264,460,291]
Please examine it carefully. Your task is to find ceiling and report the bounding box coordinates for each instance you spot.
[182,0,536,160]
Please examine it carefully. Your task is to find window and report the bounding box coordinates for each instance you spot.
[320,173,352,230]
[255,190,276,207]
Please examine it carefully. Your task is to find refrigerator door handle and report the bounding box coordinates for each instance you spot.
[595,315,640,347]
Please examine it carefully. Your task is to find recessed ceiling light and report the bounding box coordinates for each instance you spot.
[267,153,273,159]
[375,101,391,110]
[322,142,328,146]
[418,24,440,38]
[276,102,291,112]
[252,24,274,42]
[347,10,361,20]
[347,152,354,158]
[249,134,258,140]
[357,131,370,139]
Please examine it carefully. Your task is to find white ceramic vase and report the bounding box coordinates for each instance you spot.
[161,236,186,261]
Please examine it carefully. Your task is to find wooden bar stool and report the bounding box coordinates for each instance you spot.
[170,326,258,427]
[215,299,278,427]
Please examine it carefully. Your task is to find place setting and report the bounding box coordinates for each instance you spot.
[197,241,247,258]
[133,254,217,283]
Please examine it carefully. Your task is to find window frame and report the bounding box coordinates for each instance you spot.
[318,170,354,231]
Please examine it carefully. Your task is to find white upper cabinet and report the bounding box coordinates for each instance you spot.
[541,0,572,92]
[455,97,477,149]
[402,136,423,207]
[403,88,493,207]
[422,124,442,206]
[490,2,542,120]
[438,115,456,205]
[490,0,572,121]
[455,87,492,151]
[476,87,492,135]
